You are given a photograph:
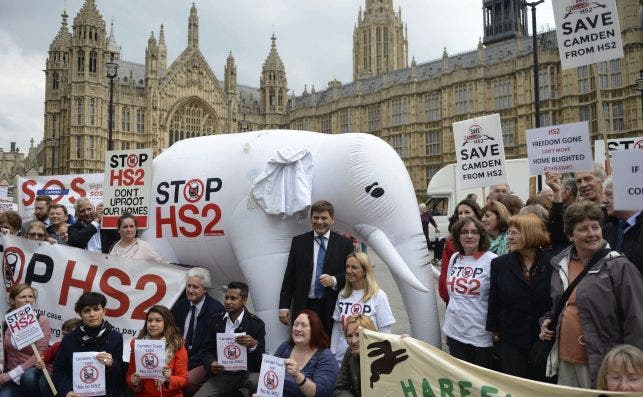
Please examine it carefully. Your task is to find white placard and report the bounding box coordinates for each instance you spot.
[526,121,593,175]
[102,149,153,229]
[216,333,247,371]
[17,174,104,219]
[257,354,285,397]
[552,0,624,70]
[4,304,44,350]
[73,352,106,396]
[594,137,643,168]
[0,186,8,200]
[612,150,643,211]
[453,114,508,189]
[134,339,166,380]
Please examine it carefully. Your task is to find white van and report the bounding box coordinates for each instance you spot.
[425,158,533,242]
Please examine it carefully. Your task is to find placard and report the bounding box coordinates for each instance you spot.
[73,352,106,396]
[4,304,44,350]
[0,186,8,200]
[594,137,643,167]
[552,0,624,70]
[216,333,247,371]
[452,114,508,189]
[102,149,153,229]
[134,339,166,380]
[257,354,285,397]
[612,150,643,211]
[526,121,593,175]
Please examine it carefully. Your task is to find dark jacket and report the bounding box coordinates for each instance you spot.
[200,309,266,373]
[171,294,224,369]
[602,212,643,276]
[53,326,124,397]
[486,250,552,350]
[544,244,643,386]
[68,219,119,254]
[333,349,360,397]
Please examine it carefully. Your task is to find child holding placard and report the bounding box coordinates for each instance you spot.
[127,305,188,396]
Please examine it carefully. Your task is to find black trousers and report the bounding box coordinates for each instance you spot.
[305,297,333,337]
[447,336,494,369]
[499,341,548,382]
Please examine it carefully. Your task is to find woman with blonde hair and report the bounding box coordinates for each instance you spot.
[330,252,394,364]
[333,315,377,397]
[596,344,643,392]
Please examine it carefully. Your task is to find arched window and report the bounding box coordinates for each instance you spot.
[168,100,217,145]
[77,50,85,73]
[89,51,97,73]
[52,72,59,90]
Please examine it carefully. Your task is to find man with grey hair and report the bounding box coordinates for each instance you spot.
[574,162,605,204]
[601,177,642,275]
[561,178,578,207]
[489,184,510,201]
[67,198,118,253]
[171,267,224,395]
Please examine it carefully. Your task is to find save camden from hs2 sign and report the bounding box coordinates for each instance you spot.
[552,0,624,70]
[103,149,153,229]
[453,114,508,190]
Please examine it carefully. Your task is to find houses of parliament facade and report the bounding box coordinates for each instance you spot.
[42,0,642,199]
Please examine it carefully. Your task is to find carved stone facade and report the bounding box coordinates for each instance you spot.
[289,0,643,199]
[0,141,41,186]
[42,0,287,174]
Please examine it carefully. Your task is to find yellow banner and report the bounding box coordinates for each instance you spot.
[359,329,634,396]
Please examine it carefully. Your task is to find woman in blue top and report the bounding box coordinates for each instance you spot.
[274,309,338,397]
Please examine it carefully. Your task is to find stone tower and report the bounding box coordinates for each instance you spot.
[260,34,288,129]
[352,0,408,81]
[224,51,239,131]
[482,0,528,45]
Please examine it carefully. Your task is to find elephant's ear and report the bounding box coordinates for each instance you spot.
[250,148,313,218]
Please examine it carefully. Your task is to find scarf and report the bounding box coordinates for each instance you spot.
[488,230,509,255]
[77,320,114,349]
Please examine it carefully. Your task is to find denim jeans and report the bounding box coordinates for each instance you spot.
[0,367,45,397]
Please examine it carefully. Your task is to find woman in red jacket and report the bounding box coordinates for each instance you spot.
[127,305,188,396]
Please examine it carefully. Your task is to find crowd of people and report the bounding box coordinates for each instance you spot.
[0,162,642,395]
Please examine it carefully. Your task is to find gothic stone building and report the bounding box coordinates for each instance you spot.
[43,0,287,175]
[44,0,642,200]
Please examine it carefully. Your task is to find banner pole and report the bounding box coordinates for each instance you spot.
[31,343,57,396]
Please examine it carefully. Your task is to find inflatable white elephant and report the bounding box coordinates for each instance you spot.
[141,130,441,352]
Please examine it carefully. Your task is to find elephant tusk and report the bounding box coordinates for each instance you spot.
[430,264,440,280]
[354,224,429,293]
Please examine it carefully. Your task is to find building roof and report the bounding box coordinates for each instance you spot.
[116,60,146,87]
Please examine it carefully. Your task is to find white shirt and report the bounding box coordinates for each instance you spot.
[308,230,333,298]
[223,309,256,353]
[183,297,206,339]
[86,220,102,252]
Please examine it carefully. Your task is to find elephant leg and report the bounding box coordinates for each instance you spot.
[227,196,310,353]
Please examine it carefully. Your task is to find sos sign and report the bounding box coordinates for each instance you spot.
[18,174,104,218]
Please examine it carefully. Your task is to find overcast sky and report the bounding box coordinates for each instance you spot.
[0,0,556,153]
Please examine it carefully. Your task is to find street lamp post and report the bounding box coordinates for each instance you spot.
[106,60,118,151]
[525,0,544,191]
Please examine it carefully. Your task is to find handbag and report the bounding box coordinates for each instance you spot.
[528,260,592,374]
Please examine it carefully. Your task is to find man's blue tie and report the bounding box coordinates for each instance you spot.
[615,220,628,252]
[314,236,327,298]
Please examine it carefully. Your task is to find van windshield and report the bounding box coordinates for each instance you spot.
[425,197,448,216]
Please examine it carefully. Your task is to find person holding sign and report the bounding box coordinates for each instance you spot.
[333,314,377,397]
[330,252,394,365]
[46,203,70,244]
[274,310,338,397]
[0,283,51,397]
[53,292,124,397]
[126,305,188,396]
[68,198,118,254]
[109,214,164,261]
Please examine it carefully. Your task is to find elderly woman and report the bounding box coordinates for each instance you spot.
[596,344,643,392]
[539,201,643,388]
[443,217,497,368]
[333,315,377,397]
[331,252,394,364]
[274,310,338,397]
[486,214,552,380]
[438,199,483,303]
[109,213,164,261]
[481,200,510,255]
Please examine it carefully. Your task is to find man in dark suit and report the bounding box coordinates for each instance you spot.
[279,200,354,337]
[194,281,265,397]
[171,267,224,396]
[67,198,118,253]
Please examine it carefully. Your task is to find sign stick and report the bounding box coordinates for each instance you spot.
[31,344,57,396]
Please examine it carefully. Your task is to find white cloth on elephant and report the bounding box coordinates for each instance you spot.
[251,148,313,218]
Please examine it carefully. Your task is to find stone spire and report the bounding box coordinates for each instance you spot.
[50,8,72,50]
[107,19,120,55]
[262,33,285,71]
[73,0,105,29]
[188,3,199,49]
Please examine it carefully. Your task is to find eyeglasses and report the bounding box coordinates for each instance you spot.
[606,373,643,387]
[459,230,480,236]
[28,232,45,239]
[507,229,521,237]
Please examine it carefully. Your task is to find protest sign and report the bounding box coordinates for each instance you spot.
[452,114,507,189]
[0,199,13,212]
[595,136,643,169]
[612,150,643,211]
[552,0,624,70]
[257,354,285,397]
[360,329,621,396]
[526,121,593,175]
[18,174,103,218]
[4,304,44,350]
[0,186,7,200]
[73,352,106,396]
[217,333,247,371]
[0,234,187,343]
[102,149,153,229]
[134,339,166,380]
